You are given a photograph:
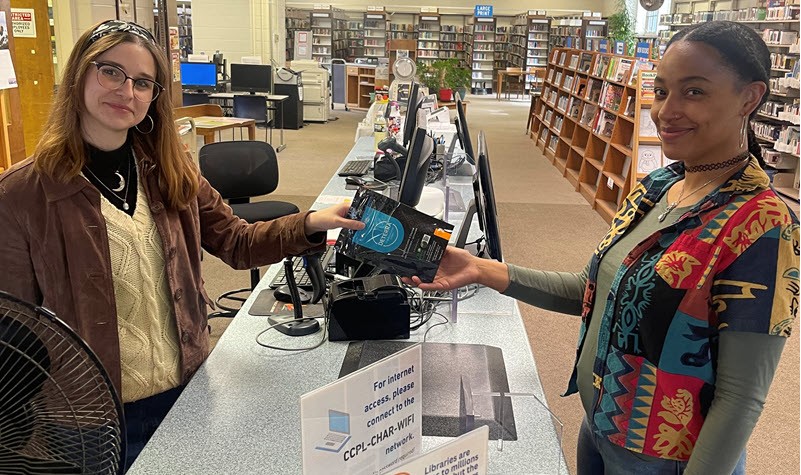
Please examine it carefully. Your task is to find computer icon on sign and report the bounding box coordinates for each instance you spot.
[315,410,352,453]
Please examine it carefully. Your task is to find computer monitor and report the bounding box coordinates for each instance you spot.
[230,63,273,94]
[398,126,435,207]
[454,94,476,165]
[476,131,503,261]
[402,82,421,148]
[180,62,217,91]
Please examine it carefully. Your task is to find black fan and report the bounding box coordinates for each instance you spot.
[0,291,125,474]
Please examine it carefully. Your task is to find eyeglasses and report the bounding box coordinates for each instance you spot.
[90,61,163,103]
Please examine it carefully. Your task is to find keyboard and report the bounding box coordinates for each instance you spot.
[337,159,372,177]
[269,246,336,290]
[323,433,348,443]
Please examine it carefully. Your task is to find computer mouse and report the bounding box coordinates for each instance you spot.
[345,176,367,186]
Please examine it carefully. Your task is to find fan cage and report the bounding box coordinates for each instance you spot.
[0,293,125,475]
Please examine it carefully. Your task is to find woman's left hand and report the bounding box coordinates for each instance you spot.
[304,202,365,234]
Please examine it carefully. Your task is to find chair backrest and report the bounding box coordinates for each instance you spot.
[175,117,198,166]
[530,68,547,94]
[182,92,211,106]
[174,103,223,119]
[199,141,279,200]
[506,67,523,73]
[233,95,267,123]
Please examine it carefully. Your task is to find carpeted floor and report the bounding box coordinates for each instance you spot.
[200,95,799,474]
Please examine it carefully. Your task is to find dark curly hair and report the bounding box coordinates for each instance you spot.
[667,20,771,167]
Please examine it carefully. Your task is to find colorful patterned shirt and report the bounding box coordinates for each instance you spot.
[564,157,799,460]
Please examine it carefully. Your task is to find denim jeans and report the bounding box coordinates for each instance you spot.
[123,385,185,473]
[577,418,746,475]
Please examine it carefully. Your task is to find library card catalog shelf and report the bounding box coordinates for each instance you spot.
[530,48,659,224]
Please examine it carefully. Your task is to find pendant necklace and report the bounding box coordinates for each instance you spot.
[84,149,134,211]
[657,156,748,222]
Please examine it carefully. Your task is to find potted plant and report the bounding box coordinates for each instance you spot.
[608,0,635,55]
[446,63,471,101]
[417,59,468,102]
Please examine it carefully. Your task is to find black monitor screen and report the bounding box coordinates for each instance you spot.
[180,62,217,90]
[476,131,502,262]
[402,82,421,148]
[455,94,476,165]
[398,127,435,207]
[230,63,273,94]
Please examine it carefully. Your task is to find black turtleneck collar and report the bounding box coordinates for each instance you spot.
[84,136,138,216]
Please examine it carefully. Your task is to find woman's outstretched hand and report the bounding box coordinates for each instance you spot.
[402,246,483,291]
[304,202,365,234]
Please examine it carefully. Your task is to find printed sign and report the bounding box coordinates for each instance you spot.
[0,13,17,89]
[301,345,423,475]
[10,8,35,38]
[474,5,493,17]
[613,40,625,55]
[598,39,608,53]
[380,426,489,475]
[635,42,651,59]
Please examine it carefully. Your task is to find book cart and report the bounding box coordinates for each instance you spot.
[529,47,657,223]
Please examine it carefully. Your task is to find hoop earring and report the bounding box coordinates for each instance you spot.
[739,116,748,149]
[135,114,154,134]
[656,129,663,142]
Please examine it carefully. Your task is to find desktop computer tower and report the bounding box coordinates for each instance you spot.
[273,79,304,130]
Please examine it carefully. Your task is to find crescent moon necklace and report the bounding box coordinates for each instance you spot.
[83,149,133,211]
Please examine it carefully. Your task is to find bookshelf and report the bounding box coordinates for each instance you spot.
[530,48,656,223]
[658,3,800,204]
[346,16,364,61]
[286,8,310,61]
[494,18,514,89]
[440,18,467,66]
[550,16,608,52]
[469,17,496,95]
[363,12,388,59]
[310,8,335,62]
[417,13,440,65]
[177,1,192,61]
[524,14,551,92]
[333,15,349,60]
[388,15,415,41]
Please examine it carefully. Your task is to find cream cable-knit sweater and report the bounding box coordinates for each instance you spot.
[99,180,182,403]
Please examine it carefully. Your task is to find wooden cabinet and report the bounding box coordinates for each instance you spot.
[346,66,377,110]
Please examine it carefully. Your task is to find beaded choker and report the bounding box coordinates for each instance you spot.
[685,151,750,173]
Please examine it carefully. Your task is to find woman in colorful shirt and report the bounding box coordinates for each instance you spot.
[406,21,798,474]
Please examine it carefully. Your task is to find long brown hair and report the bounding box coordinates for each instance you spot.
[33,21,198,209]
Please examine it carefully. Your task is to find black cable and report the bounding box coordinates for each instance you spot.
[254,315,329,352]
[422,312,450,342]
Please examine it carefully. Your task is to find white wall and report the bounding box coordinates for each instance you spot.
[192,0,253,69]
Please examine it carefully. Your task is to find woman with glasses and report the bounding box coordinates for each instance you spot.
[0,20,363,470]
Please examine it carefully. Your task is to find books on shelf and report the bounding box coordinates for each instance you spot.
[606,57,633,83]
[580,104,598,127]
[640,71,657,101]
[585,78,602,103]
[628,59,656,86]
[600,83,624,112]
[573,76,587,97]
[594,111,617,137]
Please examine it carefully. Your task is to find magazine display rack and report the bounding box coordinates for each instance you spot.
[530,48,657,223]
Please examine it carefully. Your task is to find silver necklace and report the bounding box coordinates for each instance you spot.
[84,151,133,211]
[657,158,747,222]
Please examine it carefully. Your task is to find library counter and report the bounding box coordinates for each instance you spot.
[128,137,566,474]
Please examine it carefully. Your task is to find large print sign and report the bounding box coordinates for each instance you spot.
[301,345,422,474]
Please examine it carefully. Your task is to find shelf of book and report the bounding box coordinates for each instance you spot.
[468,17,497,95]
[417,14,440,65]
[363,13,387,58]
[530,48,658,223]
[286,8,310,61]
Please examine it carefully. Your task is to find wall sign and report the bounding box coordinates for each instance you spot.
[474,5,493,18]
[635,42,651,59]
[10,8,35,38]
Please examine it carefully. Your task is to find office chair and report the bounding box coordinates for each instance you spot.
[182,92,211,106]
[199,141,300,315]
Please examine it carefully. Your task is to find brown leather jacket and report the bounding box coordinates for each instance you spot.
[0,154,324,395]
